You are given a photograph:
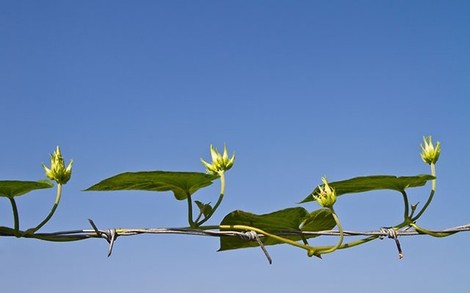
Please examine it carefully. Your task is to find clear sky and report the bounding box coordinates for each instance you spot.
[1,1,469,292]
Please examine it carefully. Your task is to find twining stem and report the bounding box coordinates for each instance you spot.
[8,197,20,237]
[28,184,63,234]
[338,235,379,250]
[315,207,344,254]
[406,163,451,237]
[196,172,226,226]
[219,224,323,256]
[412,163,436,221]
[409,222,455,238]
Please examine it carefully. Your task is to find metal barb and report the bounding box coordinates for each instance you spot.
[239,231,272,264]
[380,227,403,259]
[106,229,117,257]
[88,219,118,257]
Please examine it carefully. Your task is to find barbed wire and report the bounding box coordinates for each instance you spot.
[5,220,465,263]
[27,221,470,239]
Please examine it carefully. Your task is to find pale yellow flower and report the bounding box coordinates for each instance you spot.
[314,177,336,208]
[420,136,440,165]
[201,144,235,175]
[42,146,73,184]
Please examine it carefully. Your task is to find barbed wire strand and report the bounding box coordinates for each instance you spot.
[26,222,470,242]
[12,222,469,263]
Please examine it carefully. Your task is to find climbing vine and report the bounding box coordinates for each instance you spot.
[0,136,468,263]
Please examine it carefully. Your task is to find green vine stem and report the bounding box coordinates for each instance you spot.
[338,235,379,250]
[196,171,226,227]
[412,163,436,221]
[316,207,344,255]
[186,194,196,228]
[409,223,455,238]
[8,197,20,237]
[27,183,63,234]
[401,191,411,222]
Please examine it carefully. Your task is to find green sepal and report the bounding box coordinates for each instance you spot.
[0,180,54,198]
[219,207,335,251]
[195,200,213,218]
[300,174,435,203]
[85,171,219,200]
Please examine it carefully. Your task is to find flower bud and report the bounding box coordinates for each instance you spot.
[201,144,235,175]
[42,146,73,184]
[314,177,336,208]
[420,136,440,165]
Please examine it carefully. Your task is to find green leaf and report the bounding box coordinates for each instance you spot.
[300,174,435,203]
[219,207,335,251]
[85,171,219,200]
[0,180,54,198]
[300,208,336,232]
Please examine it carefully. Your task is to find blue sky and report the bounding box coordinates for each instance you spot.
[1,1,469,292]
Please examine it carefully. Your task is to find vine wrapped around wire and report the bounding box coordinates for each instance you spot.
[0,136,467,263]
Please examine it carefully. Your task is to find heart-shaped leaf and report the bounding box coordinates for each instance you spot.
[300,174,435,203]
[0,180,54,198]
[85,171,219,200]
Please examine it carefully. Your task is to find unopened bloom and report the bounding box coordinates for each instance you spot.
[42,146,73,184]
[201,144,235,175]
[314,177,336,208]
[420,136,440,165]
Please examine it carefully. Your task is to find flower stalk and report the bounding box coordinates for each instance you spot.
[196,171,226,226]
[27,146,72,234]
[413,136,439,222]
[316,207,344,255]
[28,184,63,233]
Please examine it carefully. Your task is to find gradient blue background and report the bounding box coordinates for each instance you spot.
[1,1,469,292]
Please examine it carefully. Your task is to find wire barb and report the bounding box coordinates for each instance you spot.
[238,231,272,264]
[88,219,118,257]
[380,227,403,259]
